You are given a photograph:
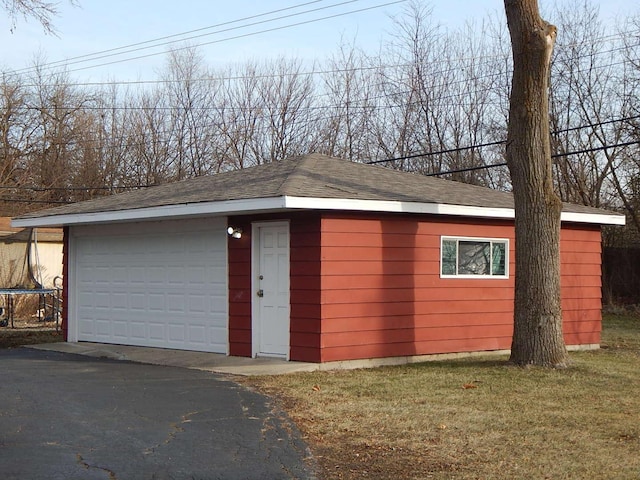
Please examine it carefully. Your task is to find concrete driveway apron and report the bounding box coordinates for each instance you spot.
[0,348,316,480]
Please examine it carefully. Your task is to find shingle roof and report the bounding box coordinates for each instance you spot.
[14,154,620,222]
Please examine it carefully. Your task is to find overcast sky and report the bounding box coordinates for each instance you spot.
[0,0,637,83]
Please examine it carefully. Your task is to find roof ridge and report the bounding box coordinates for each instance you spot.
[275,154,326,196]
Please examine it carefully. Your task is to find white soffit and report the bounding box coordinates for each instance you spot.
[11,195,625,228]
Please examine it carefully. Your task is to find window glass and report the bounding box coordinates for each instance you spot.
[458,241,490,275]
[491,242,506,276]
[441,239,457,275]
[440,237,508,278]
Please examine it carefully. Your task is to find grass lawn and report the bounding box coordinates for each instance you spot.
[243,314,640,479]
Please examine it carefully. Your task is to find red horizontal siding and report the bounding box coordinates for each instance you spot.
[560,262,602,277]
[229,329,251,344]
[564,331,600,345]
[227,217,253,357]
[290,303,322,319]
[560,285,601,299]
[291,318,322,334]
[322,299,515,319]
[321,216,515,238]
[321,312,515,333]
[228,211,603,363]
[560,240,602,253]
[560,252,601,265]
[229,300,251,317]
[321,246,440,262]
[563,319,601,334]
[290,261,321,277]
[560,224,601,241]
[320,286,513,304]
[289,275,321,291]
[318,214,517,361]
[291,346,323,363]
[563,308,601,322]
[290,332,321,348]
[289,214,322,362]
[321,336,512,362]
[314,213,602,362]
[561,275,601,288]
[322,260,439,276]
[322,324,514,347]
[559,224,603,349]
[562,297,602,311]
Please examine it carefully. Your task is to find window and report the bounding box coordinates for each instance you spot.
[441,237,508,278]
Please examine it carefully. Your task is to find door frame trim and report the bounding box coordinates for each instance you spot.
[251,221,290,359]
[67,229,79,342]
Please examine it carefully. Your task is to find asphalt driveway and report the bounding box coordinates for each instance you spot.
[0,348,316,480]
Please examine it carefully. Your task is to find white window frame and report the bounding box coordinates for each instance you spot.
[440,236,509,279]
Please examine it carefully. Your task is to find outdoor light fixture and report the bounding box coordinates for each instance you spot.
[227,226,243,239]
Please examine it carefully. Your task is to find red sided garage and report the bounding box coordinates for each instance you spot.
[13,155,624,364]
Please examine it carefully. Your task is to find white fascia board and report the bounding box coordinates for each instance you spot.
[283,196,515,218]
[11,197,288,228]
[12,194,626,228]
[284,196,626,225]
[560,211,626,226]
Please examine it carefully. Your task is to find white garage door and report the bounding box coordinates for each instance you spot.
[71,218,228,353]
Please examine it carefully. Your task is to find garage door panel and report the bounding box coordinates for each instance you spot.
[113,320,127,339]
[149,323,165,341]
[72,219,228,353]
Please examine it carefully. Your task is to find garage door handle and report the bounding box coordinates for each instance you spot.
[257,289,264,297]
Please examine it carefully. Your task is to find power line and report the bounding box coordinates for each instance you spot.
[4,104,637,164]
[552,140,640,159]
[417,140,640,177]
[0,185,152,191]
[8,28,638,89]
[10,48,638,127]
[11,0,335,75]
[54,1,369,72]
[369,115,640,165]
[3,134,638,194]
[32,1,407,76]
[367,114,640,167]
[8,39,638,117]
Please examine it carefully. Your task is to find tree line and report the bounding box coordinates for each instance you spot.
[1,0,638,242]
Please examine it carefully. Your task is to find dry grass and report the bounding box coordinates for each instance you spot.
[243,314,640,479]
[0,317,63,349]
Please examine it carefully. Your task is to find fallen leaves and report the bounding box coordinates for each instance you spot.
[462,380,482,389]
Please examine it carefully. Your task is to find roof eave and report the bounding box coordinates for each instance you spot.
[11,197,288,228]
[11,195,625,228]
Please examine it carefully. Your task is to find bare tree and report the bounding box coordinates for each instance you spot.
[2,0,76,33]
[372,1,449,171]
[317,39,377,161]
[161,47,223,178]
[504,0,569,367]
[613,12,640,236]
[125,89,173,186]
[259,57,317,162]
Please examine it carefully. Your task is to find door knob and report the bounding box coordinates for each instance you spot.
[257,289,264,297]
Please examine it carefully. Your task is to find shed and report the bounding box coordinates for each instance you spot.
[0,217,63,289]
[12,155,625,363]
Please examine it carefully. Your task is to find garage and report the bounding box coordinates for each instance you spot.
[69,218,228,353]
[11,155,625,361]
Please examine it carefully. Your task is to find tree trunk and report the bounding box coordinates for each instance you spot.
[504,0,569,367]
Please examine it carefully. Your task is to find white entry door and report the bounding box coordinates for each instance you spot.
[253,222,290,358]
